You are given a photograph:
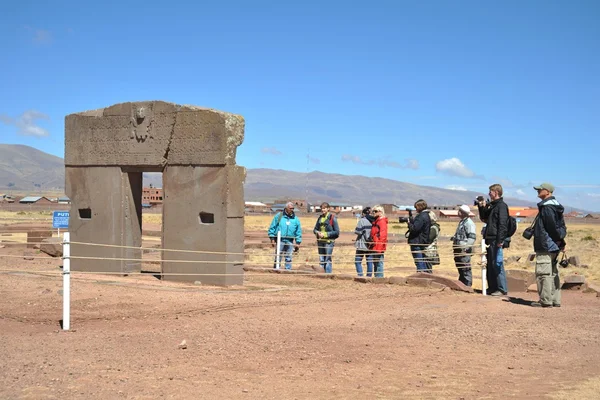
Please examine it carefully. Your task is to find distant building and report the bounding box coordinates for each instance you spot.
[245,201,269,213]
[274,199,307,212]
[58,196,71,204]
[0,194,15,203]
[439,209,475,218]
[584,213,600,219]
[509,208,538,218]
[142,187,163,206]
[19,196,52,205]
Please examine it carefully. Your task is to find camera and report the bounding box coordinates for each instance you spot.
[522,227,534,240]
[473,195,486,206]
[559,258,569,268]
[398,216,409,223]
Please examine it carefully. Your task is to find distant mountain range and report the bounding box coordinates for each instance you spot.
[0,144,581,210]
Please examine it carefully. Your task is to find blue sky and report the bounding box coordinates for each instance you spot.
[1,1,599,210]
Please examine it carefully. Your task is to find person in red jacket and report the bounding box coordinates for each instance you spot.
[370,205,388,278]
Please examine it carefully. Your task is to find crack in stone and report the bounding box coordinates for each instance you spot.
[161,116,176,168]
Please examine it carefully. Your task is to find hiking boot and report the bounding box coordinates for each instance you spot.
[531,301,552,308]
[553,303,561,308]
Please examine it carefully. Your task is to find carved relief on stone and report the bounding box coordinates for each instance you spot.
[129,106,154,142]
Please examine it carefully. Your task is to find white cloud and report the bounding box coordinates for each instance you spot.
[24,25,52,44]
[435,157,484,179]
[446,185,467,191]
[341,154,419,170]
[586,193,600,198]
[260,147,282,155]
[0,110,50,137]
[516,189,526,196]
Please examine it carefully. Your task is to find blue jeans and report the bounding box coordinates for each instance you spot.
[486,241,507,294]
[411,245,432,273]
[273,241,294,270]
[318,241,335,273]
[371,252,385,277]
[355,249,374,277]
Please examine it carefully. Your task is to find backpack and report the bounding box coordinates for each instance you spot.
[428,222,440,244]
[507,216,517,237]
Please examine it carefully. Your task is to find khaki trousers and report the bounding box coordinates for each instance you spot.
[535,252,561,306]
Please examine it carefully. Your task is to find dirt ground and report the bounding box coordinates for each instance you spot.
[2,240,600,400]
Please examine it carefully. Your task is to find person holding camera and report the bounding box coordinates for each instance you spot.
[452,205,477,286]
[354,207,374,277]
[407,199,433,273]
[267,202,302,270]
[477,184,509,296]
[313,202,340,274]
[529,183,567,308]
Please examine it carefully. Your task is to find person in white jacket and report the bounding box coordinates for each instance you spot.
[452,205,477,286]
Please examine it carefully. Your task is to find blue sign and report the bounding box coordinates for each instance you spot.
[53,211,70,229]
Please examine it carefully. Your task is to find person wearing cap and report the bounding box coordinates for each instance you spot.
[451,205,477,286]
[531,183,567,308]
[354,207,374,277]
[477,183,510,296]
[267,202,302,270]
[370,205,389,278]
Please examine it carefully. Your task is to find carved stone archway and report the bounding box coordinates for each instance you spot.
[65,101,245,286]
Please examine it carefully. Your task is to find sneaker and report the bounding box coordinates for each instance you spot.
[490,291,504,297]
[531,301,552,308]
[553,303,561,308]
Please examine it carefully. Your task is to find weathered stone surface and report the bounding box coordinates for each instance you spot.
[506,277,528,293]
[506,269,536,286]
[527,283,538,293]
[528,253,536,262]
[65,101,244,167]
[315,273,334,279]
[39,237,63,257]
[389,276,406,285]
[354,277,372,284]
[65,102,246,286]
[408,273,474,293]
[563,274,586,284]
[23,251,35,260]
[373,277,390,284]
[406,277,434,288]
[562,282,588,291]
[583,282,600,295]
[505,255,521,264]
[27,230,52,248]
[335,274,355,281]
[567,255,580,267]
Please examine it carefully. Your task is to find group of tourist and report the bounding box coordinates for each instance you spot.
[266,182,567,308]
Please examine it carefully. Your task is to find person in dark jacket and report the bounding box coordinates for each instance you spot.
[477,184,509,296]
[407,199,432,273]
[354,207,374,277]
[531,183,567,308]
[313,202,340,274]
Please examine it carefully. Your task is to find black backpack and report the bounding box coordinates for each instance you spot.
[507,216,517,237]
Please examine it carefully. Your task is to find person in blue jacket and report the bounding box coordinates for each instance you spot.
[267,202,302,270]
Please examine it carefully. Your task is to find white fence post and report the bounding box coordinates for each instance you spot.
[481,238,487,296]
[275,230,281,270]
[62,232,71,330]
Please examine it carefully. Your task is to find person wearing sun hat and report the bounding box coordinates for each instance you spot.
[451,205,477,286]
[531,183,567,308]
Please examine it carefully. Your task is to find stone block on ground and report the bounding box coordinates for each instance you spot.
[354,277,372,283]
[373,277,390,284]
[583,282,600,295]
[389,276,406,285]
[506,269,536,286]
[40,237,63,257]
[527,283,538,293]
[561,275,587,291]
[567,255,580,267]
[406,277,434,288]
[315,273,334,279]
[408,272,474,293]
[23,251,35,260]
[506,276,528,293]
[505,255,521,264]
[335,274,355,281]
[563,274,586,284]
